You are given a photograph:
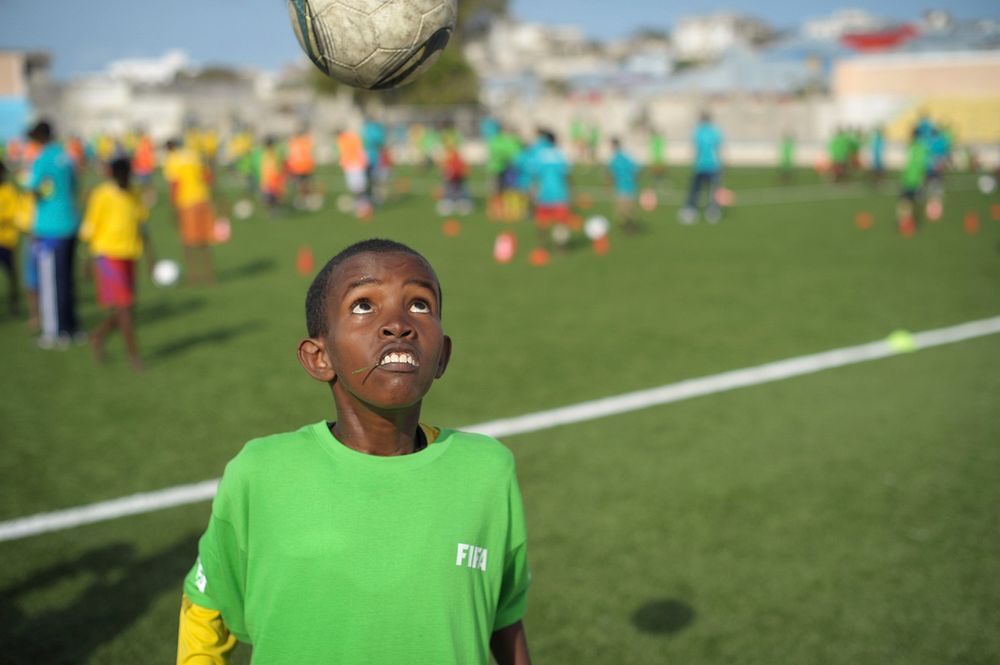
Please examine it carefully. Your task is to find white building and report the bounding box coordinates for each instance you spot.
[463,19,607,80]
[106,50,190,86]
[672,13,775,61]
[801,9,886,40]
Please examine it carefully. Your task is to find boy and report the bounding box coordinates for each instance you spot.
[682,111,723,224]
[27,120,82,347]
[79,157,148,371]
[178,239,533,665]
[526,129,571,250]
[336,127,369,216]
[0,160,21,315]
[898,127,929,232]
[163,138,216,285]
[440,137,472,215]
[608,137,641,234]
[778,132,795,184]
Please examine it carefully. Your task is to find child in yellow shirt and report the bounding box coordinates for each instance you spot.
[0,160,21,315]
[79,157,148,371]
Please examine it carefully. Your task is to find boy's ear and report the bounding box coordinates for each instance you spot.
[435,335,452,379]
[298,337,336,383]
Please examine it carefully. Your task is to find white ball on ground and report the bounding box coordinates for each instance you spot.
[152,260,180,287]
[584,215,610,240]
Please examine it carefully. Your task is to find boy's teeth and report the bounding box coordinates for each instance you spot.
[381,352,417,366]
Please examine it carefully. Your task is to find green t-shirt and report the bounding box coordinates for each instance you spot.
[184,422,530,664]
[649,134,666,165]
[902,141,929,190]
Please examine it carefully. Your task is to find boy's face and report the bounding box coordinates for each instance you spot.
[301,251,451,412]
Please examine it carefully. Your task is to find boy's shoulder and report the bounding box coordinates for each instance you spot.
[235,422,320,460]
[438,428,516,469]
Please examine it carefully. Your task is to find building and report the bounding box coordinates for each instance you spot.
[832,50,1000,142]
[0,50,50,141]
[802,9,888,40]
[672,13,775,62]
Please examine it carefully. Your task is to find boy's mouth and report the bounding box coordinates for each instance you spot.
[378,351,419,368]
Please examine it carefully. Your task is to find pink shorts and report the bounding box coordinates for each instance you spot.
[96,256,135,308]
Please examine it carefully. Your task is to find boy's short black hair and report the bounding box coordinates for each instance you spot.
[110,157,131,190]
[28,119,53,144]
[538,128,556,144]
[0,160,7,184]
[305,238,441,338]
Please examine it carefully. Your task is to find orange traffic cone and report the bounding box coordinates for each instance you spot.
[592,236,610,255]
[854,212,873,230]
[964,211,980,235]
[528,247,550,267]
[297,246,314,276]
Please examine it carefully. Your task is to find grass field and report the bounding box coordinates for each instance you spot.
[1,163,999,664]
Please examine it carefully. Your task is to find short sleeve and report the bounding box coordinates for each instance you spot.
[26,155,45,191]
[182,461,252,643]
[78,188,103,243]
[494,468,530,630]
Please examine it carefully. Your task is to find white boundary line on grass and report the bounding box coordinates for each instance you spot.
[2,315,999,543]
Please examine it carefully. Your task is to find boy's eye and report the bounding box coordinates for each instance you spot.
[350,300,374,314]
[409,300,431,314]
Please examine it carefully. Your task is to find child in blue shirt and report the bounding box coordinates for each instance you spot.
[608,138,641,234]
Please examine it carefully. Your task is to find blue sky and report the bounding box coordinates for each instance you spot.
[0,0,996,80]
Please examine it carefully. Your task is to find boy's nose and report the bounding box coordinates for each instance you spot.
[381,321,413,338]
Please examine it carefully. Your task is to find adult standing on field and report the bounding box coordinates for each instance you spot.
[27,119,82,347]
[164,139,216,286]
[681,111,723,224]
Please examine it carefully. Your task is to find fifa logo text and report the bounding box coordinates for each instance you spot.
[456,543,488,572]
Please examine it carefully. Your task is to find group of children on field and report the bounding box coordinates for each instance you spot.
[0,118,228,370]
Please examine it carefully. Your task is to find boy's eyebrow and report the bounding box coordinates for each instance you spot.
[406,278,439,296]
[341,276,440,299]
[344,276,380,294]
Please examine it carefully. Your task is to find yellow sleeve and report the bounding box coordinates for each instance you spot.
[78,187,104,245]
[177,593,237,665]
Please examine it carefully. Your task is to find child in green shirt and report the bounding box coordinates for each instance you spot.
[179,239,532,665]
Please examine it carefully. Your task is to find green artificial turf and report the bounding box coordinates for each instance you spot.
[0,164,998,664]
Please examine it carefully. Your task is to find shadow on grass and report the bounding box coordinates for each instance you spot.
[631,598,696,635]
[149,320,266,360]
[0,534,199,665]
[217,257,277,283]
[136,297,207,327]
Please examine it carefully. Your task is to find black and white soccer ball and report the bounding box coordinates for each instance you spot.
[287,0,458,89]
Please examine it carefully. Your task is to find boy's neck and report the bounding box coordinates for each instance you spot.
[330,407,423,456]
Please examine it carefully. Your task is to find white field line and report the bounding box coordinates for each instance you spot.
[2,315,999,543]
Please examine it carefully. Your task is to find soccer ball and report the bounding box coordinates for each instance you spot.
[152,260,181,287]
[584,215,610,240]
[287,0,458,89]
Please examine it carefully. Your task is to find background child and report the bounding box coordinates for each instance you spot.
[258,135,287,215]
[27,120,82,347]
[526,128,571,250]
[178,238,532,665]
[163,138,215,285]
[682,111,724,224]
[0,160,21,315]
[79,156,148,371]
[441,137,471,214]
[608,137,641,234]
